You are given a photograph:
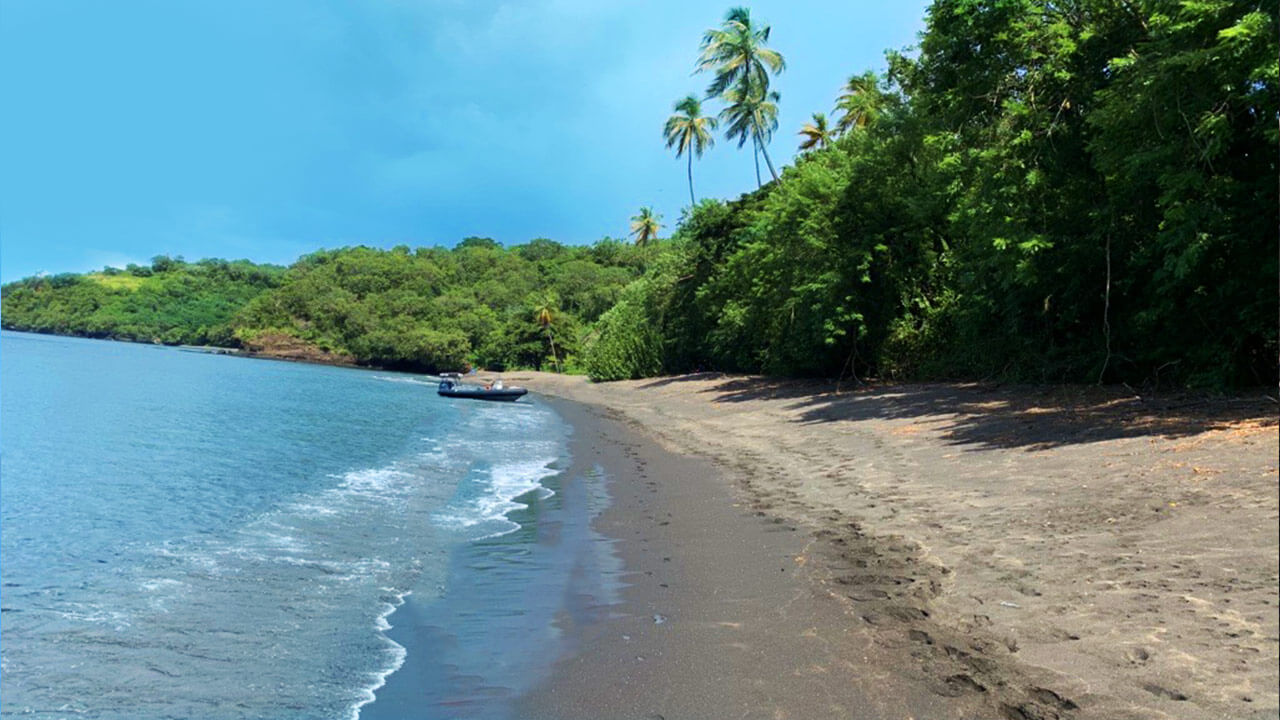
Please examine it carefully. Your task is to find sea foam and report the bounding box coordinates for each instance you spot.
[347,588,411,720]
[432,457,561,537]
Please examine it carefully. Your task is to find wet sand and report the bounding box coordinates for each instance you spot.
[362,405,623,720]
[521,398,982,719]
[513,374,1279,720]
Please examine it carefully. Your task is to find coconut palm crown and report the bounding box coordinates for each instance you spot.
[696,7,785,99]
[798,112,833,152]
[629,207,661,247]
[697,7,785,186]
[664,95,718,206]
[834,71,885,135]
[720,83,781,184]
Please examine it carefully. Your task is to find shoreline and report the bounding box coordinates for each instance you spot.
[359,399,624,720]
[0,328,371,371]
[515,372,1279,720]
[6,329,1277,404]
[519,397,987,719]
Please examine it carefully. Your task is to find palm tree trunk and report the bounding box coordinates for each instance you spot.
[1098,232,1112,385]
[757,129,780,182]
[752,137,762,188]
[687,152,696,206]
[545,327,561,373]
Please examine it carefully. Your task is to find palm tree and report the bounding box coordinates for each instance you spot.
[534,293,561,373]
[720,83,781,185]
[834,71,884,135]
[697,7,785,187]
[663,95,717,206]
[629,207,661,247]
[798,112,832,152]
[696,7,785,100]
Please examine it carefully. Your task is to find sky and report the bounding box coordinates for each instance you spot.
[0,0,930,282]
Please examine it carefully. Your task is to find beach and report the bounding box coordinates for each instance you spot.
[512,373,1279,720]
[518,397,987,720]
[5,332,1272,719]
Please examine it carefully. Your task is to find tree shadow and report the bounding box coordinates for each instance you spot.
[694,376,1278,452]
[637,372,732,390]
[690,375,847,402]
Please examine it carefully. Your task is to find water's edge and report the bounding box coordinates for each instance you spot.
[360,398,624,720]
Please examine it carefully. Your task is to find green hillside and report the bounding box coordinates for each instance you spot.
[1,259,285,346]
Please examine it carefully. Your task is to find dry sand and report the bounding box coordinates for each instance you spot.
[512,373,1278,720]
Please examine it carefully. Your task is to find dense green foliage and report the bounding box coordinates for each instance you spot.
[580,277,666,381]
[1,258,285,345]
[3,240,649,374]
[4,1,1274,388]
[230,239,646,372]
[587,0,1278,388]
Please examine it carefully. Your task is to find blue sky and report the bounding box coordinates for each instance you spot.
[0,1,929,282]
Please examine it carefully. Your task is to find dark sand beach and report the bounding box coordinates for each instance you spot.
[510,374,1278,720]
[520,399,982,720]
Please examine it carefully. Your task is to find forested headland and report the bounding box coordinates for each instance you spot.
[3,0,1276,388]
[1,240,648,373]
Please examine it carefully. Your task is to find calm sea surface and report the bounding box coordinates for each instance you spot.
[1,331,602,719]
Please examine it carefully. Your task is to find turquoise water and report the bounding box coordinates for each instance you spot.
[0,331,590,719]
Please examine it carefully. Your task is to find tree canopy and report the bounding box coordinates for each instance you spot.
[589,0,1277,388]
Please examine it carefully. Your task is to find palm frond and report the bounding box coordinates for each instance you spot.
[629,206,662,246]
[664,94,716,158]
[834,71,884,135]
[696,7,784,101]
[798,112,831,151]
[755,47,785,74]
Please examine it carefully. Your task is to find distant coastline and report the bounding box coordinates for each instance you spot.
[0,241,650,378]
[1,328,402,374]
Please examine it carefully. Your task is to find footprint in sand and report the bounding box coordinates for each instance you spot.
[1123,646,1151,664]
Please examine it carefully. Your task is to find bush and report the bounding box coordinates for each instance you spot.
[583,282,663,381]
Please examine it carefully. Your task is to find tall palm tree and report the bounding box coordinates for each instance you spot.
[663,95,717,206]
[720,83,781,185]
[697,7,785,187]
[534,293,561,373]
[834,71,884,135]
[696,7,785,100]
[629,207,661,247]
[798,112,833,152]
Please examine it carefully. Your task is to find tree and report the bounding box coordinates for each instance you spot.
[833,71,884,135]
[696,7,785,99]
[720,83,781,185]
[629,207,662,247]
[697,6,785,185]
[455,236,500,251]
[798,112,832,151]
[663,95,718,206]
[533,292,562,373]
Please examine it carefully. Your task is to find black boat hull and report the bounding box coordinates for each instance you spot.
[437,387,528,402]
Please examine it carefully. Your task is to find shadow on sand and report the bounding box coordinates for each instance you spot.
[641,375,1278,452]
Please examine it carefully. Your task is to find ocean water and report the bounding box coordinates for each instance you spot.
[0,331,606,719]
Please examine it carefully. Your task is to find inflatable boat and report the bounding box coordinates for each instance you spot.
[437,374,528,402]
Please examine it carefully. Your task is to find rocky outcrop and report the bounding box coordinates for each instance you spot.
[239,332,356,367]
